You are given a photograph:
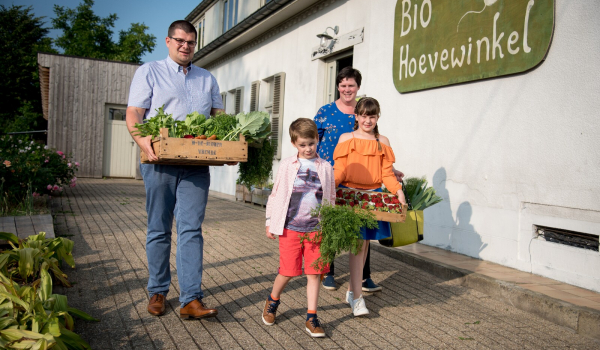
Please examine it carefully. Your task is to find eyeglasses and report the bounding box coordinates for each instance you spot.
[169,37,197,47]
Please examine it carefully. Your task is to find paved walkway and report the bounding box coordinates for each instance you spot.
[52,178,599,349]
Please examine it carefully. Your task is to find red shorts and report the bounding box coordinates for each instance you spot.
[278,228,330,277]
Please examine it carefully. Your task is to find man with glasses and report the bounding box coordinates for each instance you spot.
[126,20,225,320]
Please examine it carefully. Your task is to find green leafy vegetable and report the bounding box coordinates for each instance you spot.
[301,204,378,271]
[223,111,271,143]
[404,176,443,210]
[203,114,237,140]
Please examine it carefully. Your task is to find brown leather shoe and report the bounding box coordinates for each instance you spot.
[180,299,218,319]
[262,298,279,325]
[305,317,326,338]
[147,294,166,316]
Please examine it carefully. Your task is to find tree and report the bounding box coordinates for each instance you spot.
[52,0,155,64]
[0,5,56,133]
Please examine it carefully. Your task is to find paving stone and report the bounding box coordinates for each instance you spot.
[50,179,600,350]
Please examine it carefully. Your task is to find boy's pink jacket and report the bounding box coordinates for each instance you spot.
[266,154,336,235]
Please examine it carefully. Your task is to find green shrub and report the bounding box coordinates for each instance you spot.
[0,135,79,209]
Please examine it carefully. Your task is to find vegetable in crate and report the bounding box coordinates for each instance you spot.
[223,111,271,143]
[131,106,209,138]
[203,113,237,140]
[300,204,378,271]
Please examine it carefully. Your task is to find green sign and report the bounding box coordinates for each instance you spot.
[392,0,554,93]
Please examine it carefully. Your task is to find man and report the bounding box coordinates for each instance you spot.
[126,20,226,319]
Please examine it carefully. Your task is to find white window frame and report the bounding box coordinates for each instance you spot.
[196,16,206,51]
[260,0,273,6]
[222,0,239,33]
[228,87,244,114]
[220,92,227,112]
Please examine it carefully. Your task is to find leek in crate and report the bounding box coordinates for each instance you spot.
[379,177,442,247]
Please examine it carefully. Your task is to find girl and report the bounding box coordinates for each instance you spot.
[332,97,406,316]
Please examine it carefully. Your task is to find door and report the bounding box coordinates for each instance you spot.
[323,50,354,104]
[103,105,137,178]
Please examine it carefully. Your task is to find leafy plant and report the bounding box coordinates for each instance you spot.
[237,139,275,189]
[0,262,97,349]
[203,114,237,140]
[404,176,442,210]
[223,111,271,143]
[301,204,378,271]
[0,232,75,287]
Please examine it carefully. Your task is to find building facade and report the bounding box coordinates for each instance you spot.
[186,0,600,292]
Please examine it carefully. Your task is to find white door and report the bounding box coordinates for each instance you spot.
[103,106,137,178]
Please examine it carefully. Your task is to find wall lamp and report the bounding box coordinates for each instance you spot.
[316,26,339,48]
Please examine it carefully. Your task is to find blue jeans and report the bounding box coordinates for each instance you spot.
[140,163,210,306]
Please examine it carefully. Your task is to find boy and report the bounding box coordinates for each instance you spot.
[263,118,335,337]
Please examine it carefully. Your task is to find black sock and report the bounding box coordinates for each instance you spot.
[306,312,317,321]
[268,294,280,304]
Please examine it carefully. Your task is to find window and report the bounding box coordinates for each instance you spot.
[323,51,353,104]
[263,73,285,159]
[196,17,206,51]
[221,92,227,112]
[223,0,238,33]
[228,87,243,114]
[108,107,126,121]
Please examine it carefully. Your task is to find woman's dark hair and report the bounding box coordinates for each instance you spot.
[168,20,197,40]
[336,66,362,87]
[353,97,382,150]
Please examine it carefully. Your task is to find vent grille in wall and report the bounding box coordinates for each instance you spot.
[536,225,599,252]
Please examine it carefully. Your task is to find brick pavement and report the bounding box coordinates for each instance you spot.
[51,178,599,349]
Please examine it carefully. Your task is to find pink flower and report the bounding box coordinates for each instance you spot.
[70,183,76,188]
[45,159,49,163]
[53,185,59,191]
[57,151,64,156]
[71,177,77,182]
[32,192,40,197]
[58,187,63,192]
[62,155,65,159]
[47,185,53,190]
[68,163,72,167]
[75,162,80,166]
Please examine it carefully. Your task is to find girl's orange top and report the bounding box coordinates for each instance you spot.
[333,136,402,194]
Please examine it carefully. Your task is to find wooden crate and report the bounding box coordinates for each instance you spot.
[370,206,407,223]
[140,128,247,166]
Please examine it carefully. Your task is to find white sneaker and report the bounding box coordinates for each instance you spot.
[345,291,354,307]
[352,296,369,316]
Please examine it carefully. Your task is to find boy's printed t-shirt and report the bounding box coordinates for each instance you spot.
[284,158,323,232]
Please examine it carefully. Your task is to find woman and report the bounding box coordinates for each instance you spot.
[314,67,403,293]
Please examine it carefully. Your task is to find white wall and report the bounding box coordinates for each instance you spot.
[206,0,600,291]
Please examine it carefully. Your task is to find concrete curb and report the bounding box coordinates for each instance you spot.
[371,243,600,341]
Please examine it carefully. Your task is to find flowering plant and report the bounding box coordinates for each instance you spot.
[0,135,79,206]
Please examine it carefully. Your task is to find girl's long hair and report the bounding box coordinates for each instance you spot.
[354,97,382,150]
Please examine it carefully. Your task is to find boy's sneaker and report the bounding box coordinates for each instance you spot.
[262,298,279,325]
[352,296,369,317]
[345,291,354,305]
[362,278,383,292]
[322,275,337,290]
[305,317,326,338]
